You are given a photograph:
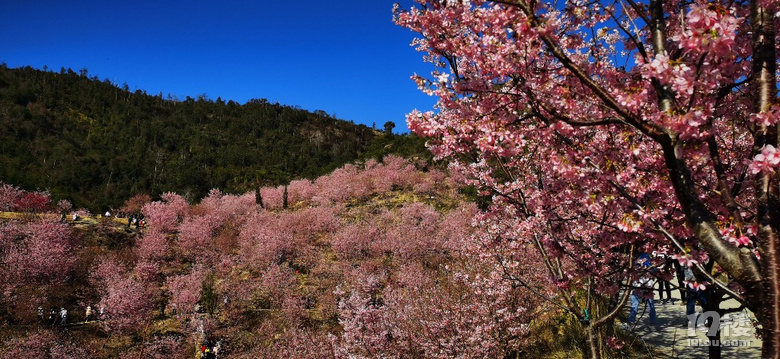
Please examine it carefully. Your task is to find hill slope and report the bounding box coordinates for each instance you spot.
[0,65,426,210]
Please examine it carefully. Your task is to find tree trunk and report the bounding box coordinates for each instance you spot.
[751,0,780,356]
[587,326,600,359]
[706,326,722,359]
[704,292,723,359]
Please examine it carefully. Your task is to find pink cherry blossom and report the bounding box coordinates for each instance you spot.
[749,145,780,174]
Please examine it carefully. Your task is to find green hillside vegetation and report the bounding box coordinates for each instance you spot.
[0,64,428,211]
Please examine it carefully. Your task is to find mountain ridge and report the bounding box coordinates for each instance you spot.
[0,64,427,211]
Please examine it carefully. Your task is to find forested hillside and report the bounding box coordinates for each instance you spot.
[0,65,426,211]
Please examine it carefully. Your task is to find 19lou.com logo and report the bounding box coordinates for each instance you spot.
[686,311,752,347]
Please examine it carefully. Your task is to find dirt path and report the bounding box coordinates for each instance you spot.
[620,288,762,358]
[0,211,130,225]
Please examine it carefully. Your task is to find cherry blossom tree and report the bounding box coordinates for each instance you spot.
[332,222,384,260]
[135,230,170,262]
[3,220,75,284]
[0,184,51,213]
[55,199,72,214]
[165,265,207,316]
[142,192,189,234]
[238,211,293,269]
[177,214,220,255]
[0,182,22,212]
[259,186,286,210]
[287,179,318,207]
[195,189,256,227]
[121,193,152,215]
[91,258,155,335]
[383,202,444,260]
[14,191,52,213]
[0,219,75,316]
[397,0,778,356]
[313,164,366,204]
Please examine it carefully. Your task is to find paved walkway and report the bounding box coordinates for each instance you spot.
[619,288,762,358]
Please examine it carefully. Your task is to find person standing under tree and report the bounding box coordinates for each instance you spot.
[657,254,674,304]
[684,266,707,320]
[626,253,658,328]
[59,307,67,326]
[49,308,56,326]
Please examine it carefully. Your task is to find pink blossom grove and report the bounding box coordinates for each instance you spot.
[1,158,577,357]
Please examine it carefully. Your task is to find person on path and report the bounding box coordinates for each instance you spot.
[201,336,217,359]
[627,253,658,327]
[684,266,707,319]
[49,308,56,326]
[657,255,674,304]
[200,343,214,359]
[59,307,67,326]
[674,260,687,302]
[213,340,221,358]
[85,305,93,322]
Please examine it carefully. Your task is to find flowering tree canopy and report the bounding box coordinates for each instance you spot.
[396,0,778,356]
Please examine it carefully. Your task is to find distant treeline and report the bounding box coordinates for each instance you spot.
[0,64,428,211]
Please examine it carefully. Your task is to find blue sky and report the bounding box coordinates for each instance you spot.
[0,0,436,132]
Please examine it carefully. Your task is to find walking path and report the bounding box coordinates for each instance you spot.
[619,289,762,358]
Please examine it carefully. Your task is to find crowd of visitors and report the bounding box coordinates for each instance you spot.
[37,304,101,327]
[623,249,714,331]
